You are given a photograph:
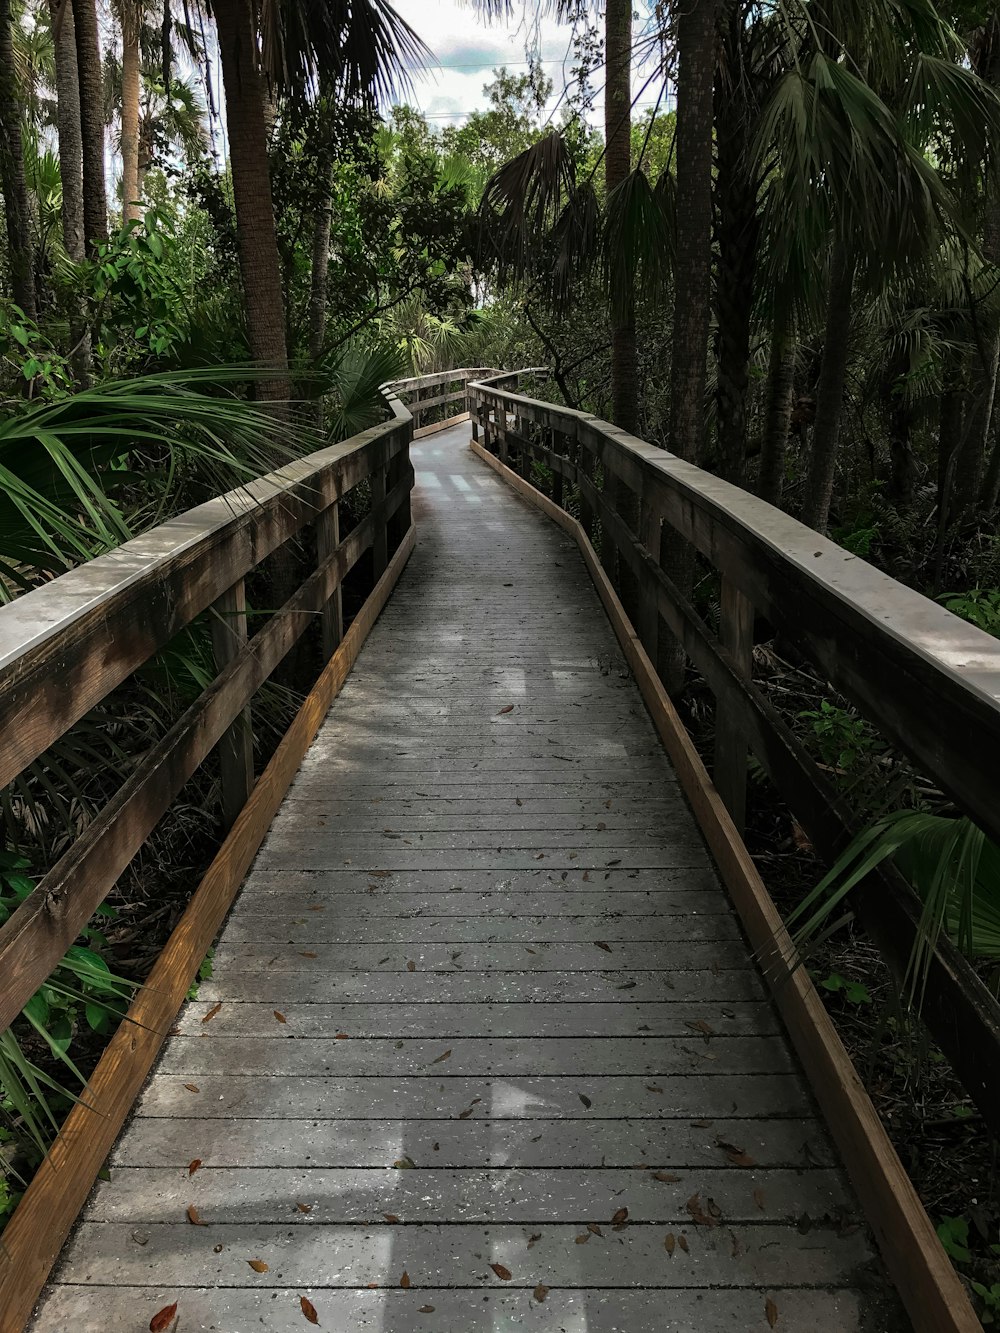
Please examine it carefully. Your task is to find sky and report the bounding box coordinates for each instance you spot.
[390,0,668,129]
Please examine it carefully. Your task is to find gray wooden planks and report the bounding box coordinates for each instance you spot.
[33,422,896,1332]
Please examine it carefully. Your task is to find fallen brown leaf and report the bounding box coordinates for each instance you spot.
[296,1202,312,1214]
[490,1262,512,1280]
[664,1233,676,1257]
[335,1032,349,1040]
[678,1233,689,1253]
[766,1295,779,1327]
[498,704,514,714]
[418,1306,435,1314]
[407,960,416,972]
[201,1002,222,1024]
[587,1222,603,1236]
[717,1139,756,1168]
[183,1083,200,1093]
[753,1188,766,1211]
[610,1207,628,1226]
[273,1010,287,1023]
[149,1303,178,1332]
[578,1093,592,1109]
[527,1233,542,1249]
[186,1204,207,1226]
[300,1294,319,1324]
[574,1232,591,1244]
[400,1271,411,1289]
[299,951,318,959]
[652,1172,681,1183]
[594,940,612,952]
[247,1259,269,1273]
[685,1193,721,1227]
[431,1049,452,1064]
[188,1159,202,1176]
[533,1284,549,1303]
[686,1019,714,1037]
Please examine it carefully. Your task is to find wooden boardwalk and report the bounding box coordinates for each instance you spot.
[33,423,894,1331]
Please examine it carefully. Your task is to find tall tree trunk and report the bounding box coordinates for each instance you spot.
[72,0,107,253]
[758,315,794,507]
[937,377,965,515]
[714,52,758,484]
[604,0,638,433]
[0,0,37,321]
[802,240,855,532]
[668,0,718,463]
[308,166,333,364]
[48,0,91,383]
[120,4,142,223]
[213,0,289,399]
[981,401,1000,513]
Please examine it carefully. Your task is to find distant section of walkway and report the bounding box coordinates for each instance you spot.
[34,423,892,1331]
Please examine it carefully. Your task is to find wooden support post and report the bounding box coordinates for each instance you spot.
[551,426,564,508]
[600,468,621,591]
[316,501,344,661]
[371,466,388,580]
[638,496,662,665]
[713,576,754,832]
[578,439,595,541]
[210,578,254,830]
[387,441,412,553]
[497,404,509,465]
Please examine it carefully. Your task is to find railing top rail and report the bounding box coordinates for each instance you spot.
[390,367,499,393]
[470,374,1000,843]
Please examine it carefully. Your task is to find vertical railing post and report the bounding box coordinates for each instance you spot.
[316,501,344,661]
[371,457,388,580]
[470,379,479,442]
[578,433,595,541]
[714,576,755,831]
[387,430,412,551]
[638,493,662,664]
[551,423,564,508]
[211,578,254,829]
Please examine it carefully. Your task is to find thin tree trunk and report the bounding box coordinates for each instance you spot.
[120,6,142,223]
[72,0,107,253]
[604,0,638,434]
[0,0,37,321]
[308,164,333,365]
[213,0,289,400]
[48,0,91,383]
[981,401,1000,512]
[758,316,794,507]
[668,0,718,463]
[802,240,855,532]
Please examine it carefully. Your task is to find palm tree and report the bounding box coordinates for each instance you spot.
[668,0,719,463]
[211,0,425,402]
[604,0,638,433]
[117,0,142,223]
[0,0,37,321]
[72,0,106,251]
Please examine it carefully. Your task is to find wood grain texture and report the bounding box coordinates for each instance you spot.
[469,430,978,1333]
[0,525,414,1333]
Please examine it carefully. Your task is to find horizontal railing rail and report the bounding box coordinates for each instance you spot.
[469,369,1000,1135]
[390,366,501,437]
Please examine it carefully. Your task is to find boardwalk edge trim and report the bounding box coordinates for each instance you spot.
[0,526,416,1333]
[469,432,978,1333]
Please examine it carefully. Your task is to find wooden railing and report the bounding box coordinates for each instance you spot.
[469,370,1000,1134]
[0,378,424,1328]
[390,367,500,437]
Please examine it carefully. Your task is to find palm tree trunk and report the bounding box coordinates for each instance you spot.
[120,5,142,223]
[668,0,718,463]
[0,0,37,321]
[758,316,794,507]
[981,403,1000,513]
[604,0,638,434]
[49,0,92,383]
[308,163,333,365]
[802,239,855,532]
[213,0,290,399]
[72,0,107,253]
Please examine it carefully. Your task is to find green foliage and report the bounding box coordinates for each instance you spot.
[939,588,1000,638]
[817,972,872,1005]
[788,811,1000,1005]
[937,1214,972,1263]
[798,700,886,774]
